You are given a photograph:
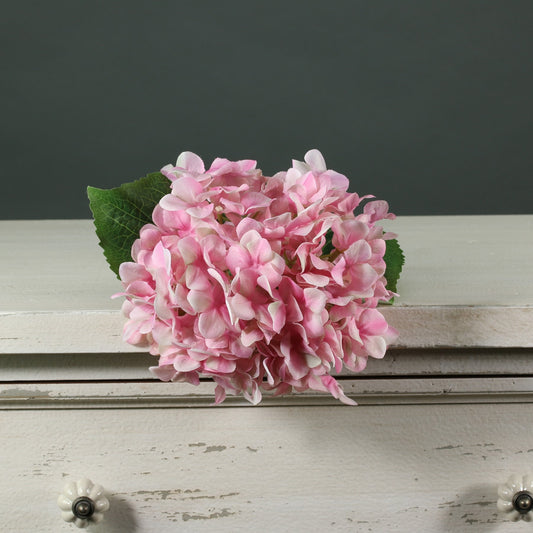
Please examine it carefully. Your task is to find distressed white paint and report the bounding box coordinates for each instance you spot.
[382,215,533,307]
[2,216,532,311]
[3,305,533,354]
[1,216,533,353]
[2,217,533,531]
[2,405,533,532]
[382,306,533,348]
[1,348,532,381]
[2,377,533,408]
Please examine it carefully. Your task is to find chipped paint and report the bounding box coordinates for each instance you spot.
[0,388,52,398]
[4,386,533,530]
[220,492,240,499]
[120,488,202,502]
[181,492,239,501]
[467,501,493,507]
[182,508,236,521]
[204,445,226,453]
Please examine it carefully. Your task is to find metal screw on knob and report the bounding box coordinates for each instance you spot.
[513,491,533,514]
[72,497,95,519]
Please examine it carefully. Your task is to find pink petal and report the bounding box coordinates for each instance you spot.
[331,257,346,285]
[204,356,236,373]
[262,359,275,385]
[232,269,257,297]
[177,236,202,265]
[173,355,201,372]
[159,194,185,211]
[291,159,310,175]
[304,288,326,314]
[226,245,251,272]
[300,272,330,287]
[320,375,357,406]
[241,326,263,347]
[146,242,171,273]
[154,293,173,320]
[176,151,206,173]
[304,149,327,172]
[359,308,389,335]
[345,240,372,263]
[187,289,212,313]
[241,191,272,212]
[363,335,387,358]
[257,274,274,297]
[363,200,394,222]
[348,319,362,343]
[236,217,263,239]
[160,163,181,182]
[268,301,286,333]
[149,365,176,381]
[333,220,369,250]
[198,309,227,339]
[119,262,149,284]
[327,295,353,306]
[348,264,379,292]
[244,383,262,405]
[305,353,322,368]
[186,203,214,218]
[185,265,210,291]
[309,252,332,271]
[214,384,226,404]
[228,294,255,320]
[325,169,350,190]
[285,294,304,322]
[241,230,272,263]
[284,349,309,381]
[202,234,227,269]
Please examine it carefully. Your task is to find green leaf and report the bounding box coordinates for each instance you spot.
[87,172,171,277]
[383,238,405,296]
[322,228,335,256]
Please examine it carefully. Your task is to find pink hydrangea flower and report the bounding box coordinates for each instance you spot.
[117,149,398,405]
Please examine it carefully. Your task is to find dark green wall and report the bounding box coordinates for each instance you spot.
[3,1,532,218]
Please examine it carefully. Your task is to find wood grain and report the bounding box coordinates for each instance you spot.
[1,216,532,353]
[2,404,532,532]
[1,217,533,531]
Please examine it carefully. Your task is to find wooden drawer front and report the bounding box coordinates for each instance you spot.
[3,404,533,532]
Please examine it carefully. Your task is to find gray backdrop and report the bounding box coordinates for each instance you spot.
[3,1,532,219]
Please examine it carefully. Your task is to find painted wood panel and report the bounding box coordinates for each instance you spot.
[2,404,533,532]
[1,377,533,408]
[3,216,533,311]
[1,216,533,353]
[2,348,532,382]
[1,217,533,532]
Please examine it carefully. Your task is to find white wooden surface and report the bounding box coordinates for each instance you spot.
[1,348,532,381]
[1,217,533,532]
[2,404,533,533]
[1,216,532,353]
[2,377,533,408]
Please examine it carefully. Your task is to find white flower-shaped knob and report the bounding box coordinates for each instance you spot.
[497,474,533,521]
[57,478,110,528]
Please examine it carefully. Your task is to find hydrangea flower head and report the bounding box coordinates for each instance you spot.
[117,150,398,405]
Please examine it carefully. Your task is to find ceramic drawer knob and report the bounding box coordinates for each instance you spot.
[57,478,110,528]
[497,474,533,521]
